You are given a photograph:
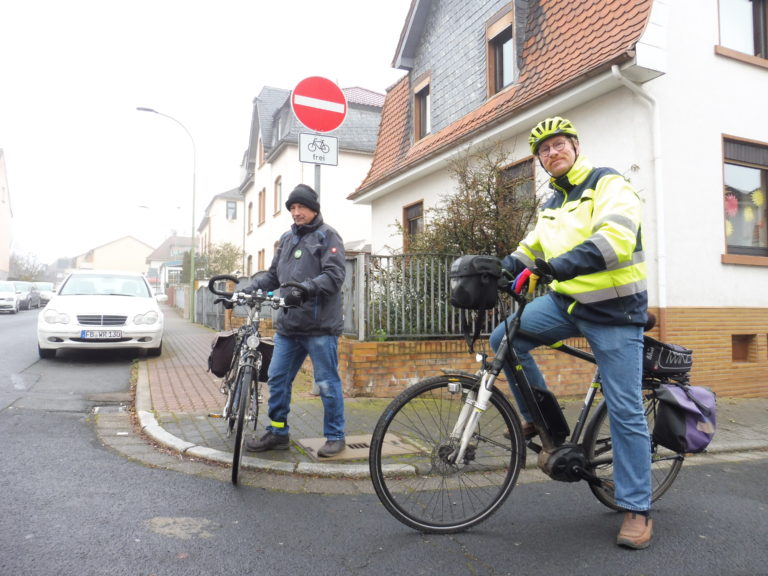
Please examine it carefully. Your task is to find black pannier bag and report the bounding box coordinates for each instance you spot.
[208,331,237,377]
[642,336,693,375]
[449,255,501,310]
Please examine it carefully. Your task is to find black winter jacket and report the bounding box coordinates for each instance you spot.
[248,214,345,336]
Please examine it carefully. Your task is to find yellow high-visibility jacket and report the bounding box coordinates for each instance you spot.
[503,155,648,326]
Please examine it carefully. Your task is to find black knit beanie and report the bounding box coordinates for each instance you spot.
[285,184,320,213]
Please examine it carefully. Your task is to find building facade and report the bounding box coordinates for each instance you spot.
[350,0,768,397]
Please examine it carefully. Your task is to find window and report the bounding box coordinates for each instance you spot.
[723,137,768,258]
[719,0,767,58]
[226,200,237,220]
[258,188,266,226]
[248,201,254,234]
[487,10,515,95]
[403,201,423,250]
[274,177,282,215]
[258,249,265,271]
[413,77,431,141]
[499,157,537,235]
[246,255,253,277]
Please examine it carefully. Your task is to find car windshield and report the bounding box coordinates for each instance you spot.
[59,275,151,297]
[0,281,14,292]
[36,282,54,291]
[13,281,31,291]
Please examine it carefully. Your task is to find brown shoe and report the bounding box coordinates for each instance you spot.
[504,422,537,440]
[617,512,653,549]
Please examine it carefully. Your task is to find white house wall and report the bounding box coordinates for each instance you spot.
[647,0,768,309]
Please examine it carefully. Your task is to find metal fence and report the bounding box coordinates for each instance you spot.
[344,253,510,341]
[193,253,515,341]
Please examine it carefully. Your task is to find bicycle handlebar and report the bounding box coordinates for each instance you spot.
[207,274,284,309]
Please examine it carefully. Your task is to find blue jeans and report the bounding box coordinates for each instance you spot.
[489,294,651,512]
[264,333,345,441]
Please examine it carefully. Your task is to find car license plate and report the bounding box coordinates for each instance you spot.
[81,330,122,339]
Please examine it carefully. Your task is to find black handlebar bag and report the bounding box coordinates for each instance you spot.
[449,255,501,310]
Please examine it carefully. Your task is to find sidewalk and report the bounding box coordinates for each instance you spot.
[135,306,768,479]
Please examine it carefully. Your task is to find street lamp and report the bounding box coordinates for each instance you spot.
[136,107,197,323]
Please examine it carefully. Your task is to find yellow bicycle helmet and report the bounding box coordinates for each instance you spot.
[529,116,579,154]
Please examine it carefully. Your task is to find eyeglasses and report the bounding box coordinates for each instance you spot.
[538,139,569,158]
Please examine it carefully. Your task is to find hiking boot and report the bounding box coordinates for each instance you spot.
[504,422,537,440]
[317,439,346,458]
[617,512,653,550]
[245,432,290,452]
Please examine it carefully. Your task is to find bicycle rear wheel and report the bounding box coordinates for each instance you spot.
[583,387,684,511]
[231,365,254,486]
[369,375,524,534]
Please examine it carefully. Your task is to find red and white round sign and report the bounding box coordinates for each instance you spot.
[291,76,347,133]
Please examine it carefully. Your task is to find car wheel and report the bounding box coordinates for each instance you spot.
[147,342,163,357]
[38,345,56,359]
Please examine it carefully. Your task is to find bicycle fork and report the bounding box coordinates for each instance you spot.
[447,372,497,465]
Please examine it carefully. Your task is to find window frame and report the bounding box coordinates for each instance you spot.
[413,75,431,141]
[721,134,768,265]
[403,200,424,251]
[716,0,768,68]
[273,176,282,215]
[258,188,266,226]
[226,200,237,221]
[486,9,516,96]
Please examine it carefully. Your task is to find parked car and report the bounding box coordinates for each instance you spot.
[12,281,41,310]
[0,281,21,314]
[37,270,164,359]
[35,281,56,305]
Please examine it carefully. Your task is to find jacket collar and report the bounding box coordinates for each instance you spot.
[551,155,594,194]
[292,212,324,236]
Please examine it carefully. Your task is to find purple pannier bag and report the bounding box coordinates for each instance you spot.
[653,384,716,453]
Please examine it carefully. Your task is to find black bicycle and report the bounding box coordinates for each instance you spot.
[207,274,293,485]
[369,273,688,533]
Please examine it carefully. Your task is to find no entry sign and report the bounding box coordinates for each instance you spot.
[291,76,347,133]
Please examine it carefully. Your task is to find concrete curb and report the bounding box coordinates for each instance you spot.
[135,361,364,477]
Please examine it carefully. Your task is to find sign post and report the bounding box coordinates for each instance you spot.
[291,76,347,198]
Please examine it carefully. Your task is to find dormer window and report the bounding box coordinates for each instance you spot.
[413,76,431,141]
[487,9,516,95]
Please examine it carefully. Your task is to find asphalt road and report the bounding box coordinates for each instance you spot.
[2,311,767,576]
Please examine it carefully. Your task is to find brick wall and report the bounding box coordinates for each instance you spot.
[229,306,768,399]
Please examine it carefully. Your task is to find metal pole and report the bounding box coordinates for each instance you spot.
[136,107,197,323]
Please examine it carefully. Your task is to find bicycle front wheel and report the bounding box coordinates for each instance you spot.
[583,387,684,511]
[231,365,254,486]
[369,375,524,534]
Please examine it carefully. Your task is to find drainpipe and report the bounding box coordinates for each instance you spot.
[611,65,668,340]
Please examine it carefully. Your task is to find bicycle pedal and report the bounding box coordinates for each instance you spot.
[208,413,223,419]
[526,439,542,453]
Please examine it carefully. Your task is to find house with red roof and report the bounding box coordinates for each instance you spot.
[349,0,768,397]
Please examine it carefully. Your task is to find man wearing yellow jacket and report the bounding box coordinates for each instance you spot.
[490,117,653,549]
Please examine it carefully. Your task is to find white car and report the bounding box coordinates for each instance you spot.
[37,270,164,359]
[0,280,21,314]
[35,281,56,305]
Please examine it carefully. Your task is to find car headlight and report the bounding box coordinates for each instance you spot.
[43,309,70,324]
[134,310,159,325]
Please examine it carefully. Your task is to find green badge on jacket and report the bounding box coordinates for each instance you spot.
[294,249,302,259]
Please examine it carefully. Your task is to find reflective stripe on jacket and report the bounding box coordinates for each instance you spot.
[506,155,647,326]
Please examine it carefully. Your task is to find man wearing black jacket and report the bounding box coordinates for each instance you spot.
[244,184,346,457]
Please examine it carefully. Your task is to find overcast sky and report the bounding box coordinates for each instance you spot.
[0,0,411,264]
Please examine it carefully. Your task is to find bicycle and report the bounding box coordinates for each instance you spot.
[368,271,688,534]
[207,274,293,485]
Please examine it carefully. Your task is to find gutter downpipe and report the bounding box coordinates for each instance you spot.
[611,65,668,340]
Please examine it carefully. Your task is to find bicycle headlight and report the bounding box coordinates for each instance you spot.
[246,334,260,349]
